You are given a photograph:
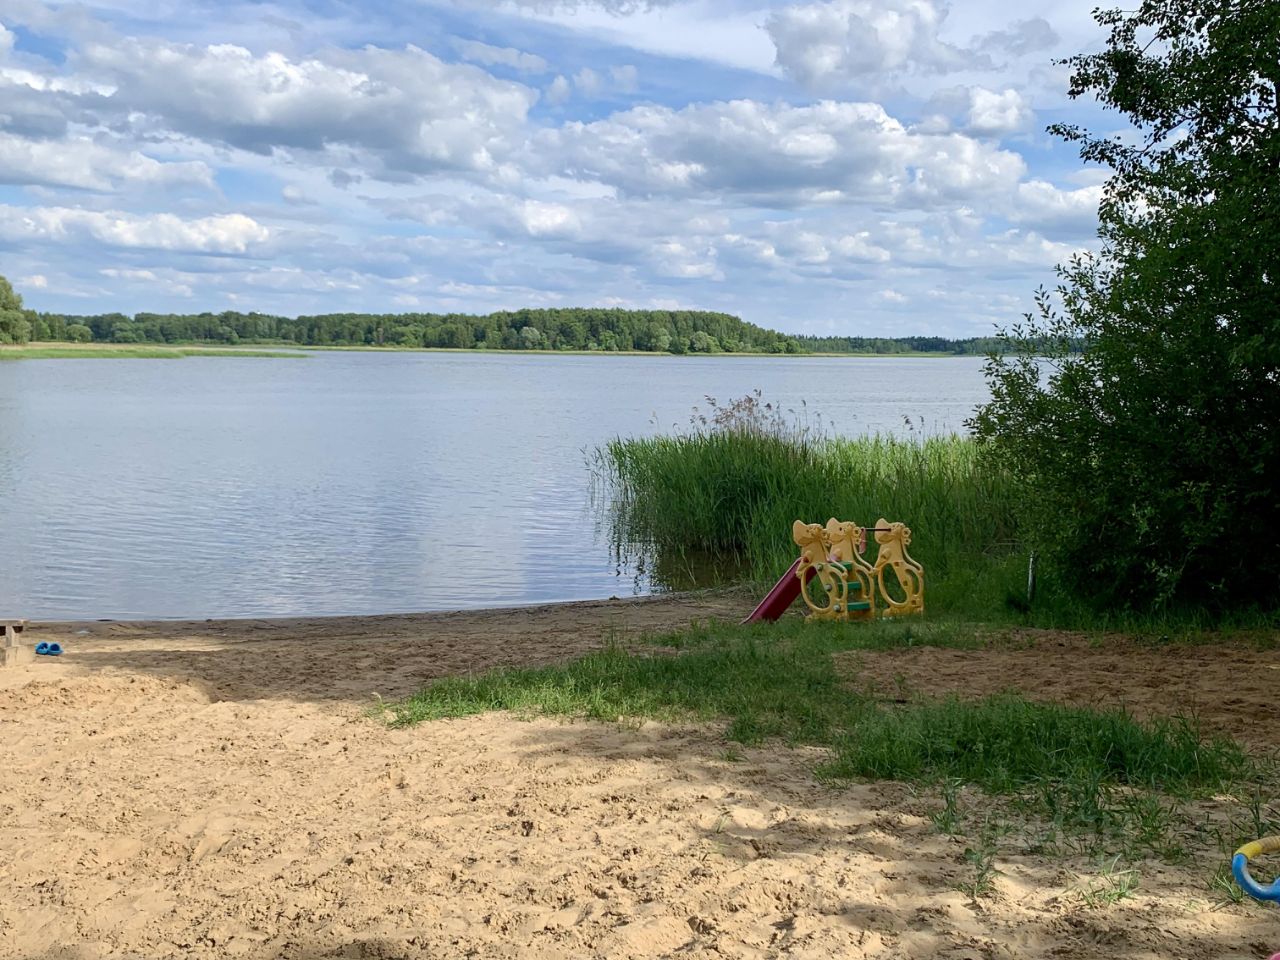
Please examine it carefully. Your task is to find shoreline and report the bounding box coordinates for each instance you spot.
[2,341,978,360]
[0,343,303,360]
[23,588,750,636]
[4,590,751,700]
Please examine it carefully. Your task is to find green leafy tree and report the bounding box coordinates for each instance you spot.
[66,323,93,343]
[690,331,720,353]
[111,320,142,343]
[0,275,34,345]
[973,0,1280,611]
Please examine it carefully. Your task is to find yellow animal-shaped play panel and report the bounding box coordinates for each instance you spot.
[790,517,923,621]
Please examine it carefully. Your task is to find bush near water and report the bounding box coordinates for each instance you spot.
[974,0,1280,616]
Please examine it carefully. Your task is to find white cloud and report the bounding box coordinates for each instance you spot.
[1013,180,1103,234]
[381,175,1081,302]
[539,64,639,103]
[281,184,317,205]
[0,61,111,96]
[545,74,571,104]
[537,99,1027,209]
[609,64,638,93]
[767,0,982,89]
[573,67,602,96]
[514,199,582,237]
[652,238,719,279]
[20,273,47,288]
[974,17,1058,57]
[738,224,892,272]
[452,38,548,73]
[238,265,363,292]
[0,132,214,190]
[100,268,158,280]
[96,265,195,296]
[464,0,680,12]
[0,205,269,253]
[74,39,537,180]
[966,87,1032,136]
[495,1,777,74]
[766,3,1068,94]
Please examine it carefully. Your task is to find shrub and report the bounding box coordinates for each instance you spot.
[972,1,1280,613]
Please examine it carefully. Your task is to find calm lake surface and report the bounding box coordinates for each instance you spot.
[0,352,989,619]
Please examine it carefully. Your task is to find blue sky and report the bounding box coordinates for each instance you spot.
[0,0,1116,336]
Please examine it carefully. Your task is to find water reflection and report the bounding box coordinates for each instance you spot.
[0,352,989,619]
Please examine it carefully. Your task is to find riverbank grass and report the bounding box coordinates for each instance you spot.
[596,420,1025,620]
[0,342,304,360]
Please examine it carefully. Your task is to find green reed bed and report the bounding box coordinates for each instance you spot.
[594,399,1024,618]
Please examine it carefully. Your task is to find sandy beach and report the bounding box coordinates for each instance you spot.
[2,596,1278,959]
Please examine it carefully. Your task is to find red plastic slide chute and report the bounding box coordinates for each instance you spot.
[741,559,812,623]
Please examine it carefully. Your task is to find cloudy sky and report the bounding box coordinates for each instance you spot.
[0,0,1115,336]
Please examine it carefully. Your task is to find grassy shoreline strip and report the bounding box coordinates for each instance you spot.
[0,344,304,360]
[4,341,968,359]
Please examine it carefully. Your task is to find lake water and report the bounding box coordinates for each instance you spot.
[0,352,990,619]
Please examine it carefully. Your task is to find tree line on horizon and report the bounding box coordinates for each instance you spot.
[26,307,801,354]
[797,334,1005,355]
[0,292,1006,355]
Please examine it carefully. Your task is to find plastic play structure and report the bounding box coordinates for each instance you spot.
[744,517,923,623]
[1234,835,1280,904]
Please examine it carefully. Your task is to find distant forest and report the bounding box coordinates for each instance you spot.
[26,307,1001,356]
[794,335,1002,355]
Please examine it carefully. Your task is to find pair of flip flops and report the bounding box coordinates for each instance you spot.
[34,642,63,656]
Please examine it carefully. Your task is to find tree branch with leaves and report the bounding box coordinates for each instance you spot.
[972,0,1280,612]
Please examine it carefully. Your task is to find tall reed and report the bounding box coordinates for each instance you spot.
[594,394,1024,616]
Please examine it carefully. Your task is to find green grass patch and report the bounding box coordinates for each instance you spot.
[820,694,1243,792]
[0,343,303,360]
[391,617,1266,864]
